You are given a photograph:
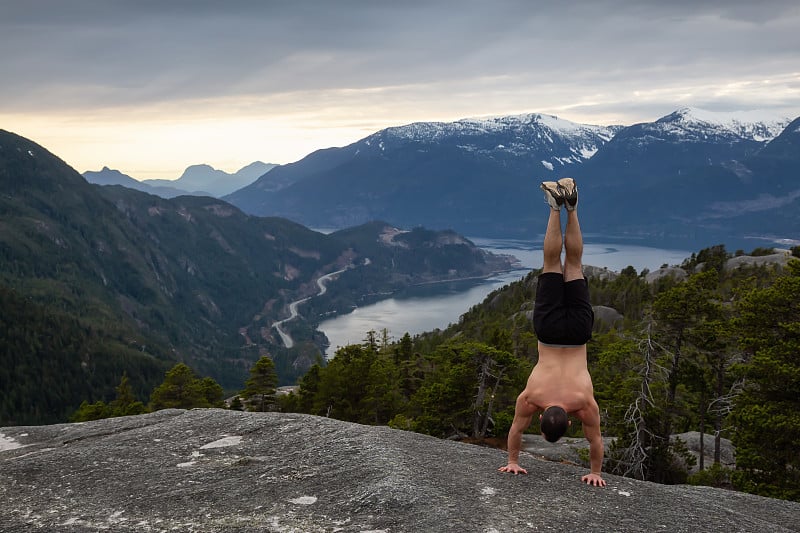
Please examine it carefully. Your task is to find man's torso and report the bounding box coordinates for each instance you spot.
[522,343,595,415]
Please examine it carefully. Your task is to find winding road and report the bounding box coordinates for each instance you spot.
[272,267,348,348]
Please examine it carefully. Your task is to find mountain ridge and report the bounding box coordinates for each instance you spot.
[222,108,798,247]
[83,161,278,198]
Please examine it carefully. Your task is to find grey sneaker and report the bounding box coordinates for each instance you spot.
[557,177,578,211]
[540,181,564,210]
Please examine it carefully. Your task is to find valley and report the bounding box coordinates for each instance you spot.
[271,266,349,348]
[0,129,516,424]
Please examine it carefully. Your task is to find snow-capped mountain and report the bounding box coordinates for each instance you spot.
[356,113,621,172]
[574,108,798,243]
[655,107,791,142]
[218,108,799,247]
[579,107,794,192]
[224,112,623,234]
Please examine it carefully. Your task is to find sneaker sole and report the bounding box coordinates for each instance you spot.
[540,181,564,209]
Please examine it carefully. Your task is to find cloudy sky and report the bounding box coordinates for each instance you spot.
[1,0,799,180]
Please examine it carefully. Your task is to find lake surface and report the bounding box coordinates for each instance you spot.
[317,238,691,358]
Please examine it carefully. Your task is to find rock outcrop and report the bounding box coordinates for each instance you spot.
[645,266,688,284]
[592,305,624,330]
[584,265,619,281]
[2,409,799,532]
[671,431,736,474]
[724,251,793,271]
[521,431,735,476]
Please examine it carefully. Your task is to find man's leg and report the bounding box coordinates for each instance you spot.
[563,208,584,281]
[542,207,563,274]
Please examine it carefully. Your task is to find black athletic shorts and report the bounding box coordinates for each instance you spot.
[533,272,594,346]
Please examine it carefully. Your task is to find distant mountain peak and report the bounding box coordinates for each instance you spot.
[370,112,618,144]
[462,112,617,138]
[177,164,227,183]
[354,112,620,170]
[658,107,791,142]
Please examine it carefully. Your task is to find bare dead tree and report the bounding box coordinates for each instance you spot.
[613,321,670,480]
[472,353,492,438]
[708,377,745,464]
[695,338,745,469]
[480,368,505,438]
[472,350,509,439]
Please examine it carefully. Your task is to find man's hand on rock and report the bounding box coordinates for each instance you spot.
[581,472,606,487]
[498,463,528,475]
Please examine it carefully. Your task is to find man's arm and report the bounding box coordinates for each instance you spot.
[498,394,535,475]
[578,400,607,487]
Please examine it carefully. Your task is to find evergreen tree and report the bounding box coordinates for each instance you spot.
[313,343,378,422]
[107,374,147,417]
[294,363,323,413]
[149,363,213,410]
[69,374,147,421]
[652,270,719,438]
[241,356,279,412]
[408,341,517,438]
[686,316,740,470]
[731,260,800,501]
[199,376,225,408]
[70,400,111,423]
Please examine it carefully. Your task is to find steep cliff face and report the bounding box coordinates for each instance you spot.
[2,410,798,532]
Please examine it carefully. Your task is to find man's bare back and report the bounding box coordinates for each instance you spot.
[522,345,594,415]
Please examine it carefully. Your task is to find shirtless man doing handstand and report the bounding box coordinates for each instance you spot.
[498,177,606,487]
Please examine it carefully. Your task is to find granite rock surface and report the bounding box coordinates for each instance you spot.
[2,409,798,532]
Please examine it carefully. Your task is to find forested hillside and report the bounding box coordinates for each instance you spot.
[0,129,515,425]
[280,245,800,501]
[0,285,171,424]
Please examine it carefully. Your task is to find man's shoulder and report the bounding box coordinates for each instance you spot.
[573,396,600,422]
[519,389,543,411]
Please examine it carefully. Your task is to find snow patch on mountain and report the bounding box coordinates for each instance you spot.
[658,107,791,142]
[359,113,619,168]
[381,113,617,143]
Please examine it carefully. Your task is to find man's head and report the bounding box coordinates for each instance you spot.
[540,406,569,442]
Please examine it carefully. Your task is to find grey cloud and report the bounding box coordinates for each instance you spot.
[1,0,798,118]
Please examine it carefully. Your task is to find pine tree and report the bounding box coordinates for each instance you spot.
[149,363,210,410]
[69,400,110,422]
[731,260,800,501]
[108,374,147,417]
[199,377,225,408]
[69,374,147,421]
[241,356,278,412]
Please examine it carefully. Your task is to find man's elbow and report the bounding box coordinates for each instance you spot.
[586,432,603,448]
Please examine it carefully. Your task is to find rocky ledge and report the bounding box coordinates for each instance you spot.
[1,409,798,532]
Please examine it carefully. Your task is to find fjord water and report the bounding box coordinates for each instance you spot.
[318,238,691,358]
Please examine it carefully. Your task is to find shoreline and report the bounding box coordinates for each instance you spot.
[408,267,529,288]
